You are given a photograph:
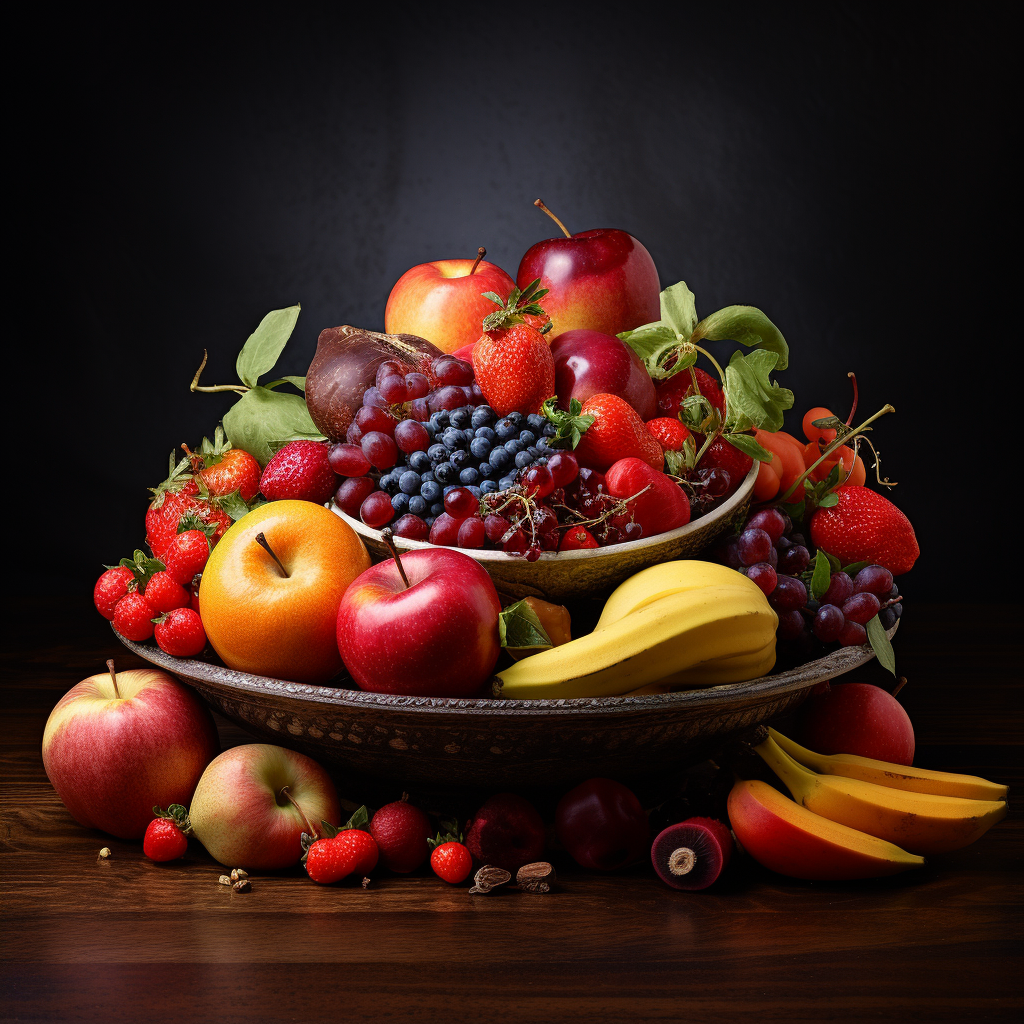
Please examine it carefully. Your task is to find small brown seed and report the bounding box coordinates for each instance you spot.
[469,865,512,894]
[98,848,111,859]
[232,879,252,893]
[219,875,232,886]
[234,869,248,880]
[517,861,556,893]
[361,876,372,889]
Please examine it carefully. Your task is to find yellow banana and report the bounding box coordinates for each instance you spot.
[769,728,1009,801]
[597,560,763,628]
[622,642,776,696]
[495,584,777,699]
[755,734,1007,855]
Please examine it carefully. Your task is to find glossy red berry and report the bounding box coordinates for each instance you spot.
[162,530,211,586]
[430,841,473,884]
[113,592,156,641]
[143,817,188,862]
[153,607,207,657]
[144,571,190,613]
[93,567,135,620]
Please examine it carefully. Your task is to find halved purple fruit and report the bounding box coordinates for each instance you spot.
[651,817,734,890]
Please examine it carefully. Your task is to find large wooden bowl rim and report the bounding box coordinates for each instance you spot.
[334,461,759,559]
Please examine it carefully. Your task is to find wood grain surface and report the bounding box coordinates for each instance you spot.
[2,597,1021,1024]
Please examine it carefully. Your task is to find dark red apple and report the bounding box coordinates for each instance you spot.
[336,545,501,697]
[796,682,915,765]
[551,329,656,420]
[517,202,660,339]
[465,793,545,873]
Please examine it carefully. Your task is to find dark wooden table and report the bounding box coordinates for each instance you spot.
[2,598,1021,1024]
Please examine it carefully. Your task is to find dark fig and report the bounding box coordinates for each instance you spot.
[651,817,733,890]
[305,326,442,441]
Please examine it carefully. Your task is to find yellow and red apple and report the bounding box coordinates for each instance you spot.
[384,254,515,354]
[189,744,340,869]
[42,664,218,839]
[199,500,370,683]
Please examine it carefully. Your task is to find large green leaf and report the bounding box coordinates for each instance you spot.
[659,281,698,340]
[723,349,794,432]
[222,385,321,466]
[235,305,301,388]
[691,305,789,371]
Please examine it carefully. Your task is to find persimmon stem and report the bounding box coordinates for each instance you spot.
[534,199,571,238]
[380,528,411,590]
[190,349,249,395]
[469,247,486,274]
[106,659,120,698]
[255,532,289,578]
[280,787,318,840]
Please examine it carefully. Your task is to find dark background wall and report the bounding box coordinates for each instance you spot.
[18,3,1018,599]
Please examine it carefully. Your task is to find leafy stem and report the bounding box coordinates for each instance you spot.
[190,350,249,395]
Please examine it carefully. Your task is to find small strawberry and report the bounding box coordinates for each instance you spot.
[143,571,190,613]
[545,394,663,472]
[144,804,191,862]
[655,366,725,419]
[559,525,599,551]
[306,830,379,884]
[146,491,230,559]
[162,529,212,586]
[810,485,919,576]
[259,440,337,504]
[93,566,135,620]
[428,818,473,884]
[153,607,207,657]
[646,417,691,452]
[113,591,157,641]
[472,279,556,416]
[699,436,753,480]
[185,427,262,502]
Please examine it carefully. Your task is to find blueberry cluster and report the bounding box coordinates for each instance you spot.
[377,406,558,526]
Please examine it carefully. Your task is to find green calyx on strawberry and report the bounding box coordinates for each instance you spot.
[541,397,595,449]
[427,817,464,851]
[148,451,197,509]
[299,805,371,864]
[152,803,193,835]
[481,278,551,334]
[112,549,166,591]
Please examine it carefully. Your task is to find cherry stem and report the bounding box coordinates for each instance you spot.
[892,676,908,698]
[779,404,895,503]
[280,787,318,840]
[255,533,289,578]
[534,199,571,238]
[846,372,859,426]
[190,349,249,395]
[668,847,696,876]
[380,528,411,590]
[469,247,486,275]
[106,659,120,698]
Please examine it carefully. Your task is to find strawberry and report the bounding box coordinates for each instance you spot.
[153,607,207,657]
[810,485,920,576]
[559,525,599,551]
[144,805,191,862]
[306,830,379,885]
[113,592,157,641]
[546,394,663,472]
[430,842,473,884]
[259,440,337,504]
[146,492,231,559]
[699,436,753,480]
[605,458,690,537]
[646,417,691,452]
[472,279,556,416]
[162,530,211,585]
[655,366,725,419]
[143,571,190,613]
[93,567,135,620]
[184,428,262,502]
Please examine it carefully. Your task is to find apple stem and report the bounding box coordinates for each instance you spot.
[380,528,411,590]
[106,659,120,698]
[534,199,571,238]
[892,676,908,698]
[280,787,318,840]
[469,247,486,275]
[255,532,289,578]
[668,847,696,876]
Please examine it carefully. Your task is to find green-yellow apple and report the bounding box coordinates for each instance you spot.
[384,249,515,354]
[189,744,340,869]
[41,662,218,839]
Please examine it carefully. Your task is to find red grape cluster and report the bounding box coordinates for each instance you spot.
[713,506,903,651]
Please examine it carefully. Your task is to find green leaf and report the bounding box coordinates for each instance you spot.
[723,349,795,432]
[217,489,254,522]
[818,492,839,508]
[865,615,896,675]
[222,385,321,467]
[824,550,842,572]
[342,806,371,832]
[780,499,806,524]
[541,397,593,450]
[690,305,789,371]
[235,305,301,388]
[659,281,698,340]
[262,375,306,393]
[810,550,832,601]
[428,817,464,850]
[499,599,553,651]
[721,432,772,462]
[617,322,680,375]
[120,549,165,588]
[841,560,871,577]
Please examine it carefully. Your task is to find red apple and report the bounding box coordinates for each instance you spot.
[41,663,218,839]
[337,545,501,697]
[796,682,915,765]
[465,793,546,873]
[551,329,656,419]
[516,201,660,339]
[384,250,515,355]
[188,744,341,869]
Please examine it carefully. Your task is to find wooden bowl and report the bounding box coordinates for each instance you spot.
[115,621,896,799]
[334,462,759,602]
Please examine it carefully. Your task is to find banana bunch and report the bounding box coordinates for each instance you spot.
[731,729,1009,879]
[493,561,777,699]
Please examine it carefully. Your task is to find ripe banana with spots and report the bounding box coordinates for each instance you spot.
[754,733,1007,855]
[494,583,777,699]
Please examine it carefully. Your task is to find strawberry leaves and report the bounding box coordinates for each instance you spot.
[482,278,550,332]
[116,549,166,589]
[428,818,464,850]
[540,397,594,449]
[153,804,192,834]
